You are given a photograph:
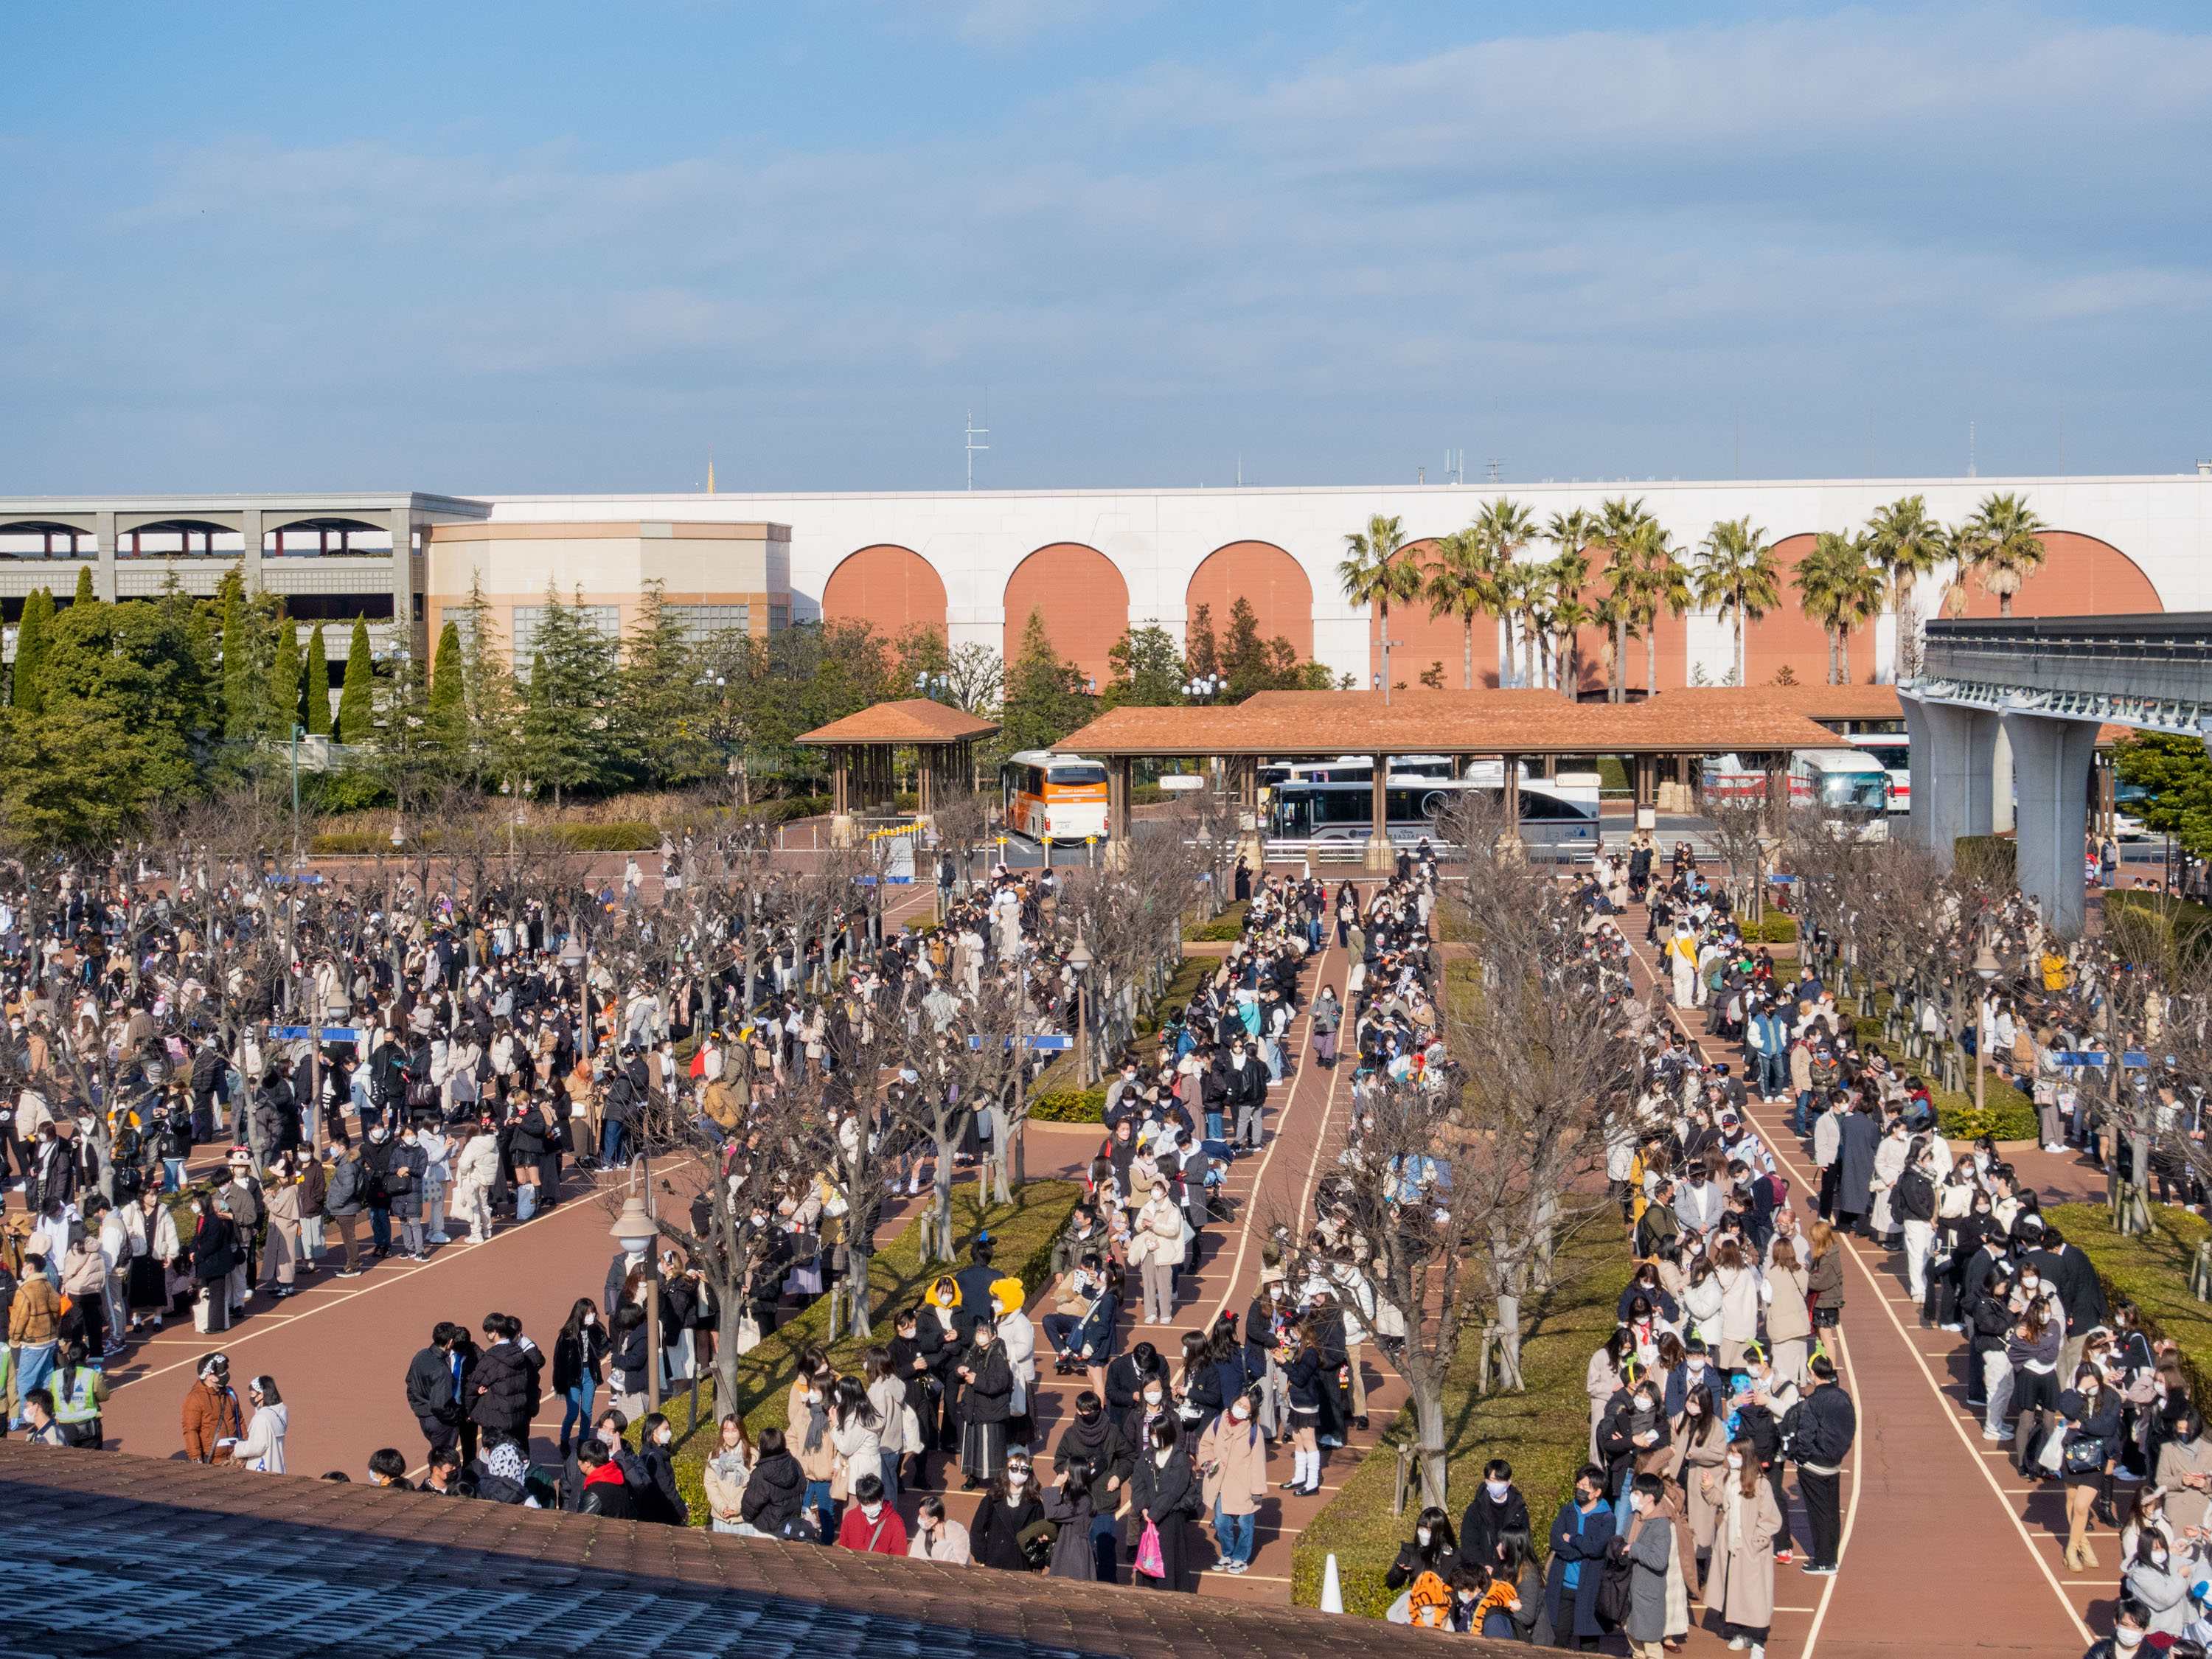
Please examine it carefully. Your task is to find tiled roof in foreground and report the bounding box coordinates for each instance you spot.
[0,1444,1478,1659]
[797,698,1001,745]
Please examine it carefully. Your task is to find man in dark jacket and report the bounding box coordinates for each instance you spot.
[2025,1222,2108,1378]
[1458,1457,1531,1571]
[405,1321,467,1453]
[467,1312,546,1441]
[574,1439,634,1517]
[1103,1341,1169,1416]
[1053,1389,1133,1581]
[1792,1355,1856,1574]
[740,1427,807,1537]
[1543,1466,1616,1649]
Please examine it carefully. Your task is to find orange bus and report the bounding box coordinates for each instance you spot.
[1000,750,1110,844]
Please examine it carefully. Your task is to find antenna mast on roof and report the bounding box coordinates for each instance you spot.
[966,396,989,490]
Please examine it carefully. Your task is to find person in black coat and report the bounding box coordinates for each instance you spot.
[1052,1390,1133,1582]
[405,1321,467,1453]
[1458,1458,1532,1571]
[741,1427,808,1537]
[1543,1467,1617,1649]
[1385,1506,1461,1590]
[551,1298,609,1455]
[970,1452,1048,1571]
[467,1313,546,1441]
[574,1439,634,1517]
[1104,1342,1168,1416]
[1127,1417,1199,1592]
[633,1411,687,1524]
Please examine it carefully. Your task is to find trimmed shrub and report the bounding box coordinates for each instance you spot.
[1954,835,2017,885]
[1183,900,1250,942]
[1757,913,1798,945]
[1031,1090,1105,1123]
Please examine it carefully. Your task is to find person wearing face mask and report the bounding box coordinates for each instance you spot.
[2157,1408,2212,1538]
[787,1349,841,1534]
[1596,1369,1671,1517]
[1052,1388,1132,1581]
[1701,1435,1779,1658]
[956,1315,1014,1494]
[552,1298,608,1458]
[1196,1389,1270,1575]
[1458,1458,1531,1573]
[1543,1466,1617,1651]
[1128,1416,1200,1592]
[834,1471,909,1554]
[1674,1382,1730,1583]
[970,1450,1048,1572]
[1612,1472,1677,1659]
[2059,1360,2124,1571]
[2124,1531,2195,1638]
[2087,1596,2154,1659]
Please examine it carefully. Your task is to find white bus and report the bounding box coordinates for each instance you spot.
[1703,748,1890,837]
[1000,751,1110,844]
[1266,774,1600,849]
[1848,735,1910,813]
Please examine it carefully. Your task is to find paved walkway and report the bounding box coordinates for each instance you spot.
[1622,914,2097,1659]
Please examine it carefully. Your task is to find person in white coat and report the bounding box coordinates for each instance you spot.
[452,1124,501,1244]
[236,1375,288,1473]
[992,1278,1038,1445]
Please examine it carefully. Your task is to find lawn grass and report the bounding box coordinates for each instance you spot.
[2049,1200,2212,1403]
[1289,1220,1635,1615]
[657,1178,1084,1523]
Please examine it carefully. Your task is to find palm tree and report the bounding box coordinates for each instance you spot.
[1591,497,1655,701]
[1549,590,1596,695]
[1694,516,1781,686]
[1339,513,1424,703]
[1834,533,1884,684]
[1957,492,2051,617]
[1792,531,1857,684]
[1626,519,1692,697]
[1463,499,1537,687]
[1424,526,1502,691]
[1543,509,1598,697]
[1863,494,1944,678]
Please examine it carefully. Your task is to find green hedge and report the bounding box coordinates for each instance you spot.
[1290,1225,1635,1615]
[1032,1090,1105,1123]
[309,820,663,855]
[1755,914,1798,945]
[1183,900,1249,942]
[2048,1202,2212,1408]
[2105,891,2212,973]
[667,1178,1084,1523]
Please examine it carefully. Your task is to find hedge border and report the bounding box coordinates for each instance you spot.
[2048,1201,2212,1408]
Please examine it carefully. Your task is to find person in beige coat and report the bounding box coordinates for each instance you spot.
[1674,1387,1732,1567]
[1196,1399,1270,1573]
[1703,1439,1781,1654]
[1761,1240,1813,1389]
[2154,1408,2212,1532]
[261,1155,305,1298]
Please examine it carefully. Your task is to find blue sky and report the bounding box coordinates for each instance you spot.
[1,1,2208,493]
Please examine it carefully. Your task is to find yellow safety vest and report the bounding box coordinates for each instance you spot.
[51,1366,100,1424]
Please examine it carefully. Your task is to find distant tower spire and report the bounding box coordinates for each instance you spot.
[707,450,716,494]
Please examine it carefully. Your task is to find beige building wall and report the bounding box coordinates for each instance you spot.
[425,521,792,655]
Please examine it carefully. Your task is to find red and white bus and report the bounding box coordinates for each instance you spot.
[1848,735,1910,813]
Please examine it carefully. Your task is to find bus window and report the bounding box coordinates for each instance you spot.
[1047,762,1107,787]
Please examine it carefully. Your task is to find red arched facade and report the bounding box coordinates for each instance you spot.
[1003,543,1129,692]
[1734,534,1881,689]
[822,545,948,636]
[1186,542,1314,662]
[1367,540,1506,691]
[1937,529,2163,619]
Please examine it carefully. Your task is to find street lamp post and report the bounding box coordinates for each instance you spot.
[610,1187,661,1412]
[1183,672,1222,706]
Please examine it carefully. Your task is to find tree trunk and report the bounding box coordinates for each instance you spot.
[1840,624,1851,686]
[1613,616,1626,702]
[1896,575,1918,678]
[1492,1290,1525,1391]
[1411,1380,1450,1510]
[1733,614,1745,687]
[1464,616,1475,691]
[1645,630,1658,699]
[1522,615,1537,689]
[846,1243,873,1339]
[1826,626,1837,686]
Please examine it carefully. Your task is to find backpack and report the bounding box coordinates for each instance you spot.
[1595,1548,1634,1630]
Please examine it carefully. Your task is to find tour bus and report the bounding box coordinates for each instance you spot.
[1266,773,1601,850]
[1703,748,1891,836]
[1001,751,1110,844]
[1848,734,1910,814]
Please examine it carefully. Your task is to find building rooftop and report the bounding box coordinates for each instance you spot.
[797,698,1001,745]
[1058,689,1842,757]
[0,1444,1470,1659]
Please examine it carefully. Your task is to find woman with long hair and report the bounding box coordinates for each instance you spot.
[1278,1320,1324,1498]
[1763,1237,1812,1388]
[1703,1433,1781,1655]
[862,1345,910,1499]
[970,1447,1046,1571]
[830,1374,884,1524]
[235,1374,288,1473]
[552,1295,608,1456]
[1675,1381,1729,1587]
[1806,1220,1845,1335]
[703,1412,758,1534]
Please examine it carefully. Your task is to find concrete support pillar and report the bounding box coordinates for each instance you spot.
[94,509,116,602]
[1903,696,1997,869]
[1632,753,1657,810]
[1366,752,1394,871]
[1500,753,1523,849]
[2005,712,2099,939]
[241,506,264,595]
[1991,721,2015,834]
[389,507,418,660]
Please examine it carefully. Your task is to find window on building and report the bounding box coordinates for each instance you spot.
[667,602,751,644]
[768,604,790,635]
[510,603,616,670]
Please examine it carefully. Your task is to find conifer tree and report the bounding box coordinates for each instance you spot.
[335,618,375,744]
[305,625,332,736]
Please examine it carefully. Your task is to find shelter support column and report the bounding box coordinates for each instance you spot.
[1902,696,1996,869]
[1230,755,1264,871]
[1105,757,1133,869]
[1500,754,1523,854]
[1761,754,1789,837]
[389,507,418,661]
[1366,752,1394,872]
[830,745,858,846]
[2005,712,2099,940]
[1632,754,1656,813]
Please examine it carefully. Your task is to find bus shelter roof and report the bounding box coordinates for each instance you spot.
[796,698,1000,747]
[1054,689,1843,759]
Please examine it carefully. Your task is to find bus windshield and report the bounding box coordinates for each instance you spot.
[1820,771,1889,813]
[1046,763,1107,787]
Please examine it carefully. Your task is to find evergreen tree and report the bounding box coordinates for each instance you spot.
[457,575,520,785]
[336,618,375,745]
[217,570,257,742]
[72,566,94,607]
[519,584,617,805]
[618,580,704,786]
[1000,607,1091,752]
[12,588,51,713]
[305,625,332,735]
[1102,621,1186,709]
[427,618,467,755]
[268,611,302,737]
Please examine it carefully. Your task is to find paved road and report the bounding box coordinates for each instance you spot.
[1621,910,2099,1659]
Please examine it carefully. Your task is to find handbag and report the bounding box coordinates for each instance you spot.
[2037,1422,2068,1475]
[1133,1516,1166,1579]
[2062,1433,2103,1476]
